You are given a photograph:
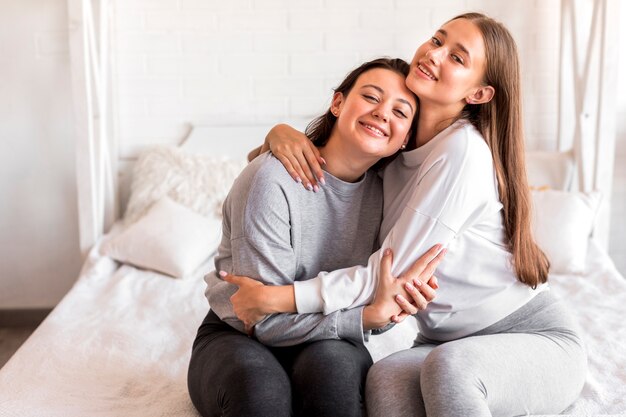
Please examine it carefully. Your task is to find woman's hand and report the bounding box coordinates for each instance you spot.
[363,245,445,330]
[221,272,270,331]
[264,124,326,191]
[392,245,445,318]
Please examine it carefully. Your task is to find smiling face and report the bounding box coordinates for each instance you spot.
[406,18,493,112]
[330,67,417,159]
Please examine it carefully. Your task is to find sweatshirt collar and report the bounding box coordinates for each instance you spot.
[401,119,468,167]
[322,168,369,195]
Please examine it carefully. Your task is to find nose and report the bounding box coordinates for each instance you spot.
[372,105,389,122]
[426,47,444,65]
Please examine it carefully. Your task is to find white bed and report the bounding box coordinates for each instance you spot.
[1,132,625,416]
[0,227,625,416]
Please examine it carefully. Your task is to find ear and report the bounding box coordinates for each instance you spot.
[331,92,345,116]
[403,130,412,147]
[465,85,495,105]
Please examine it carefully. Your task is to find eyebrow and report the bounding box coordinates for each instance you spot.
[437,29,471,60]
[361,84,415,114]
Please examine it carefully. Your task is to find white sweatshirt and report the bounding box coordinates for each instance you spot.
[294,119,547,341]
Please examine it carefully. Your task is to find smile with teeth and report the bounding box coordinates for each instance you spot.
[360,122,387,137]
[418,64,437,80]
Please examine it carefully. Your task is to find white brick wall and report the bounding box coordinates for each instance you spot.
[112,0,562,156]
[109,0,625,273]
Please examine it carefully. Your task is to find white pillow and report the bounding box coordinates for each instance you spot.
[526,150,575,191]
[101,197,222,277]
[124,146,246,225]
[531,189,601,274]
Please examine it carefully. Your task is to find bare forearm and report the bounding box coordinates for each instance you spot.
[247,145,262,162]
[262,285,297,314]
[362,305,392,331]
[247,140,271,162]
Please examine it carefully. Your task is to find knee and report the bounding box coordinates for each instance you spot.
[367,352,428,417]
[366,360,404,395]
[189,352,291,417]
[421,344,486,398]
[292,341,371,417]
[294,340,372,384]
[225,364,292,416]
[366,361,404,410]
[227,358,291,398]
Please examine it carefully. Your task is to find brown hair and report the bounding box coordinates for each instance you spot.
[305,58,418,170]
[454,12,549,288]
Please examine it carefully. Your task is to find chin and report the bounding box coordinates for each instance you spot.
[405,76,423,95]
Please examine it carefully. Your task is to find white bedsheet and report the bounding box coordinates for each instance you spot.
[0,239,625,416]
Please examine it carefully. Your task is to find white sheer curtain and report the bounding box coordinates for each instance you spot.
[558,0,620,248]
[68,0,117,256]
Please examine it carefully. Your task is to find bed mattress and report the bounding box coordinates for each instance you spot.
[0,238,624,416]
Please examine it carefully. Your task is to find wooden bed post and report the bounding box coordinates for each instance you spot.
[68,0,117,257]
[558,0,620,249]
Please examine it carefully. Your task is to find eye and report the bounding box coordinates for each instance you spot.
[431,36,442,46]
[363,94,379,103]
[451,54,464,65]
[394,109,408,118]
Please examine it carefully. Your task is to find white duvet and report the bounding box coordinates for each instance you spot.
[0,239,625,416]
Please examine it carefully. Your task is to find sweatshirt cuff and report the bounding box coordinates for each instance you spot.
[294,279,325,313]
[337,307,368,344]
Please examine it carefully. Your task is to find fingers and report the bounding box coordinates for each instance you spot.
[294,151,318,191]
[427,275,439,290]
[301,143,326,186]
[379,248,394,283]
[275,149,322,192]
[402,244,446,284]
[395,294,418,315]
[219,270,252,287]
[274,151,306,187]
[402,281,429,310]
[419,249,446,285]
[220,270,240,285]
[410,278,436,302]
[266,123,326,191]
[391,311,409,323]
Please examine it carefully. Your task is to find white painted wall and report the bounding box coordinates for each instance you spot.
[0,0,82,308]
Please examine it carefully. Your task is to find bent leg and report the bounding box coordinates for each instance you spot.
[421,329,586,416]
[420,295,588,417]
[187,311,291,417]
[288,339,373,417]
[366,344,435,417]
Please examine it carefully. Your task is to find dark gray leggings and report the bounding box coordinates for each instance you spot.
[187,310,373,417]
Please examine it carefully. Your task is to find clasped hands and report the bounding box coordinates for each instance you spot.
[221,244,445,334]
[362,244,444,330]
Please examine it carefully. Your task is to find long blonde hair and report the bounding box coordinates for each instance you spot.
[455,12,549,288]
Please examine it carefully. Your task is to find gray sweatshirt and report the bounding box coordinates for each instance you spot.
[205,152,382,346]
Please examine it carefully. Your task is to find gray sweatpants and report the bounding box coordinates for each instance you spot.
[366,291,587,417]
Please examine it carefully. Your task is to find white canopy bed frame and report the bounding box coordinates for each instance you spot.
[0,1,624,416]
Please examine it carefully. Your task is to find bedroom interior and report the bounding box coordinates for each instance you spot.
[1,0,625,415]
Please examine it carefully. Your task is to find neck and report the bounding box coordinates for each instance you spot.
[318,133,378,183]
[415,101,465,147]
